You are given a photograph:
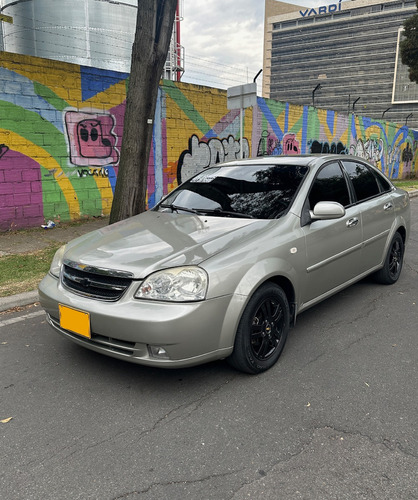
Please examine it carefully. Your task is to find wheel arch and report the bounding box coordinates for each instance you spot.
[265,275,297,326]
[396,224,406,245]
[380,222,408,268]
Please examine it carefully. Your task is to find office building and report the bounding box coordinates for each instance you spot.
[264,0,418,129]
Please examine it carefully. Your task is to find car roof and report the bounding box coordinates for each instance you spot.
[217,154,369,168]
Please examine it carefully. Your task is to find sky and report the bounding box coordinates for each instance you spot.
[180,0,322,92]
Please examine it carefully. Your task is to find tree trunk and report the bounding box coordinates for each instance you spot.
[110,0,177,224]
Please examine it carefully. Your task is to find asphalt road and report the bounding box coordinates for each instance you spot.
[1,198,417,500]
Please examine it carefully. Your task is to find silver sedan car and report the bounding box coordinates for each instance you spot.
[39,155,410,373]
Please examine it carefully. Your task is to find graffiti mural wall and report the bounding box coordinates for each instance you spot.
[0,53,129,230]
[1,52,417,230]
[254,101,418,179]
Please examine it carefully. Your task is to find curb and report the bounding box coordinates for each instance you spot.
[1,189,417,314]
[0,290,39,313]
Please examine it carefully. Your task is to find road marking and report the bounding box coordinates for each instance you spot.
[0,310,45,328]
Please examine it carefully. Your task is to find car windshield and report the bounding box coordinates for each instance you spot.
[155,164,309,219]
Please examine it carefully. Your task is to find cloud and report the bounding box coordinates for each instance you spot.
[181,0,264,88]
[180,0,339,88]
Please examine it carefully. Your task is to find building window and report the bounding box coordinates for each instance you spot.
[281,20,297,28]
[384,2,402,10]
[298,18,314,25]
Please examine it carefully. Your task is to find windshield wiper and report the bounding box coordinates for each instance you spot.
[193,208,255,219]
[160,204,254,219]
[159,203,199,215]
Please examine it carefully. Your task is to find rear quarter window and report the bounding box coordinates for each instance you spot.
[374,171,392,192]
[342,161,381,202]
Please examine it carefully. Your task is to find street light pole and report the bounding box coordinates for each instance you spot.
[352,97,360,113]
[382,108,391,119]
[312,84,322,107]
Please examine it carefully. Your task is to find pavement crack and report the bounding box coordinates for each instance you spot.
[315,424,418,459]
[22,434,89,468]
[303,350,327,367]
[20,378,237,471]
[228,433,316,499]
[301,293,384,367]
[229,424,417,499]
[82,376,237,453]
[111,469,244,499]
[316,292,384,335]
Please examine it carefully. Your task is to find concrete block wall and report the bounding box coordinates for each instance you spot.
[1,52,417,231]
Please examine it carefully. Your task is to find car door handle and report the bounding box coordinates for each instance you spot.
[384,202,393,211]
[346,217,359,227]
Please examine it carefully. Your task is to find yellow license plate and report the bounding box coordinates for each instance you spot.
[59,304,91,339]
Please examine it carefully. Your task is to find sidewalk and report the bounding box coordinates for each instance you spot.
[0,216,110,256]
[0,217,109,312]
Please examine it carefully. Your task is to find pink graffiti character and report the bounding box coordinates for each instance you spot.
[65,111,119,167]
[283,133,300,155]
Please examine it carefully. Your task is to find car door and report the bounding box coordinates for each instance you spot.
[341,160,395,274]
[301,161,363,306]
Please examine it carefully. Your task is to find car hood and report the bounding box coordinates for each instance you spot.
[64,211,273,278]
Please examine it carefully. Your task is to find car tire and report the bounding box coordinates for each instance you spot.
[228,283,290,374]
[373,232,404,285]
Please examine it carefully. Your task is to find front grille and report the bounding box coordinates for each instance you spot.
[62,261,134,301]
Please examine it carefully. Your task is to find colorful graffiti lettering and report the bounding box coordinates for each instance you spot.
[309,140,348,155]
[257,132,300,156]
[177,134,250,183]
[402,143,413,163]
[401,143,413,177]
[257,130,281,156]
[387,143,403,178]
[350,138,383,163]
[77,168,110,178]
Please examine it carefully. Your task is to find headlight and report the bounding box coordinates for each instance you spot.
[135,267,208,302]
[49,245,66,278]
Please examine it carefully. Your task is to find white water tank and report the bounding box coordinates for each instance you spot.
[0,0,138,72]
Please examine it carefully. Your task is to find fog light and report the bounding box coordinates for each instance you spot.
[148,345,170,359]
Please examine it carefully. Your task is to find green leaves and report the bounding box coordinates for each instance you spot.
[400,1,418,84]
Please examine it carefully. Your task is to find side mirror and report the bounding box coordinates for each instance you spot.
[310,201,345,220]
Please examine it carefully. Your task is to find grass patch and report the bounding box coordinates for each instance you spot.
[0,244,62,297]
[392,179,418,191]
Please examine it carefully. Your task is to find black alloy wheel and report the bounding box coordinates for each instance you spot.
[250,296,284,361]
[374,232,404,284]
[228,283,290,374]
[388,236,403,280]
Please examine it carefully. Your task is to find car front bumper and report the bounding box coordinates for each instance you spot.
[38,273,237,368]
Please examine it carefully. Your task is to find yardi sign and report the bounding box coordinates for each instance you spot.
[300,0,342,17]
